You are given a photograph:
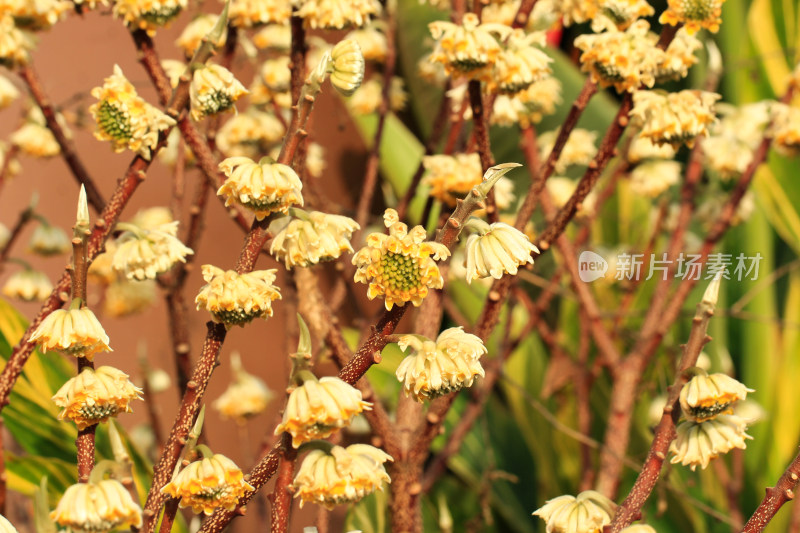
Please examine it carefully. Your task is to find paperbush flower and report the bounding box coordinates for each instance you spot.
[269,210,360,269]
[229,0,290,27]
[346,76,407,114]
[216,109,284,158]
[213,360,273,424]
[52,365,143,430]
[630,89,720,148]
[195,265,281,326]
[292,444,392,508]
[592,0,654,30]
[249,57,291,106]
[516,76,562,126]
[90,65,176,159]
[0,14,36,67]
[0,75,20,110]
[10,107,63,158]
[112,0,187,34]
[670,414,752,470]
[330,39,365,96]
[769,103,800,157]
[352,208,450,310]
[679,372,753,422]
[396,327,487,401]
[52,480,142,531]
[428,13,511,79]
[275,376,372,447]
[422,153,483,207]
[627,134,676,163]
[2,269,52,302]
[103,279,157,317]
[253,24,291,50]
[0,515,17,533]
[29,308,112,359]
[654,28,702,83]
[217,156,304,220]
[161,453,253,515]
[660,0,726,33]
[190,64,248,121]
[629,160,681,197]
[533,490,617,533]
[538,128,597,173]
[490,30,552,94]
[553,0,596,26]
[294,0,380,29]
[28,223,70,256]
[345,25,388,62]
[6,0,70,30]
[112,221,193,280]
[703,102,771,178]
[176,14,226,57]
[131,206,175,230]
[464,220,538,283]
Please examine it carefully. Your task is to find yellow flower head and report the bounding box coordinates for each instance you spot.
[292,444,392,509]
[229,0,290,27]
[630,160,681,197]
[248,57,291,107]
[89,65,176,160]
[490,29,552,94]
[52,479,142,531]
[10,107,65,159]
[213,354,273,424]
[345,25,388,62]
[660,0,726,34]
[253,24,291,50]
[103,279,157,317]
[112,221,194,280]
[555,0,597,26]
[428,13,512,79]
[5,0,70,30]
[161,453,253,515]
[396,327,487,401]
[112,0,187,34]
[769,103,800,157]
[2,269,52,302]
[330,39,366,96]
[533,490,617,533]
[464,220,538,283]
[346,76,407,115]
[0,14,36,67]
[352,208,450,310]
[217,156,304,219]
[294,0,381,29]
[627,133,676,163]
[176,14,226,57]
[275,376,372,448]
[679,372,753,422]
[422,153,483,207]
[654,28,701,83]
[217,109,285,158]
[190,64,248,121]
[703,101,771,178]
[591,0,654,31]
[670,414,751,470]
[575,20,665,93]
[52,365,143,430]
[29,308,112,360]
[538,128,598,174]
[195,265,282,326]
[269,209,360,269]
[516,76,562,126]
[630,89,720,148]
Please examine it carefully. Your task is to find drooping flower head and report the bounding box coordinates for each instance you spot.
[190,64,249,121]
[161,453,253,515]
[703,101,771,178]
[654,28,702,84]
[213,353,274,424]
[275,376,372,447]
[216,109,285,158]
[5,0,70,30]
[0,75,18,109]
[195,265,282,326]
[89,65,176,160]
[29,308,112,360]
[670,414,752,470]
[396,327,487,401]
[769,103,800,157]
[591,0,655,31]
[538,128,598,173]
[330,39,365,96]
[464,220,538,283]
[103,279,157,317]
[52,479,142,531]
[10,107,63,158]
[294,0,381,29]
[422,153,483,207]
[176,14,226,57]
[428,13,512,79]
[112,0,188,34]
[490,29,552,94]
[679,372,753,422]
[293,444,392,508]
[112,221,194,280]
[0,14,36,67]
[352,209,450,310]
[533,490,617,533]
[629,89,720,148]
[52,365,143,430]
[217,156,304,220]
[516,76,562,126]
[2,268,52,302]
[660,0,726,34]
[229,0,290,27]
[268,210,360,269]
[629,160,681,197]
[346,76,407,114]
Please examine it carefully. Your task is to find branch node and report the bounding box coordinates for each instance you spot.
[426,412,440,424]
[186,380,198,389]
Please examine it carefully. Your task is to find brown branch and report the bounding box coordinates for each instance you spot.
[17,65,105,212]
[269,434,296,533]
[0,144,19,197]
[0,203,34,267]
[742,450,800,533]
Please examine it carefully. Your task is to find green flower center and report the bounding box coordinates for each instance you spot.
[213,308,263,326]
[682,0,714,20]
[197,91,235,117]
[77,403,120,422]
[97,100,132,142]
[141,5,183,26]
[687,402,732,421]
[379,252,422,291]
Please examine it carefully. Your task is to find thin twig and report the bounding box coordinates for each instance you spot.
[742,450,800,533]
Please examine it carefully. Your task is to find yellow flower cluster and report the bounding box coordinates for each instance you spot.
[103,279,157,317]
[353,209,450,310]
[216,109,285,158]
[269,210,360,269]
[679,372,753,422]
[29,308,112,360]
[490,29,552,94]
[294,0,380,29]
[190,64,248,121]
[176,14,225,57]
[345,25,388,62]
[52,365,143,430]
[229,0,290,27]
[90,65,176,160]
[52,480,142,531]
[592,0,654,31]
[2,0,70,30]
[112,0,187,34]
[654,28,702,83]
[630,89,720,148]
[538,128,598,173]
[347,76,407,115]
[2,269,52,302]
[195,265,282,326]
[213,358,273,424]
[422,153,483,207]
[428,13,511,79]
[10,107,63,158]
[629,160,681,197]
[660,0,726,34]
[0,14,35,67]
[217,156,304,220]
[29,224,70,255]
[703,101,771,178]
[533,490,617,533]
[112,221,194,280]
[769,103,800,157]
[161,453,253,515]
[464,220,538,282]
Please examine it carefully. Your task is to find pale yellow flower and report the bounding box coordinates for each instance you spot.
[275,376,371,447]
[161,59,185,89]
[352,208,450,310]
[293,444,392,508]
[330,39,365,96]
[5,0,70,30]
[679,372,753,422]
[629,160,681,197]
[217,156,303,219]
[162,453,254,515]
[112,0,187,34]
[533,491,617,533]
[346,76,407,115]
[591,0,654,31]
[2,269,52,302]
[52,480,142,531]
[213,354,273,424]
[0,75,20,109]
[417,51,448,87]
[654,28,701,83]
[546,177,597,215]
[538,128,598,173]
[176,14,226,57]
[428,13,511,79]
[217,109,285,158]
[28,223,70,255]
[464,220,538,283]
[190,64,248,121]
[88,240,118,285]
[0,14,36,67]
[29,307,112,360]
[670,414,751,470]
[90,65,176,160]
[130,206,175,230]
[516,76,562,126]
[660,0,726,34]
[294,0,380,29]
[103,279,157,317]
[490,30,552,94]
[396,327,487,401]
[422,153,483,207]
[703,102,771,178]
[250,56,291,102]
[555,0,597,26]
[269,210,360,269]
[345,25,388,62]
[627,134,676,163]
[575,20,664,93]
[0,515,17,533]
[629,89,720,148]
[769,103,800,157]
[253,23,291,50]
[112,221,193,280]
[195,265,281,326]
[10,107,64,158]
[229,0,290,27]
[52,365,143,430]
